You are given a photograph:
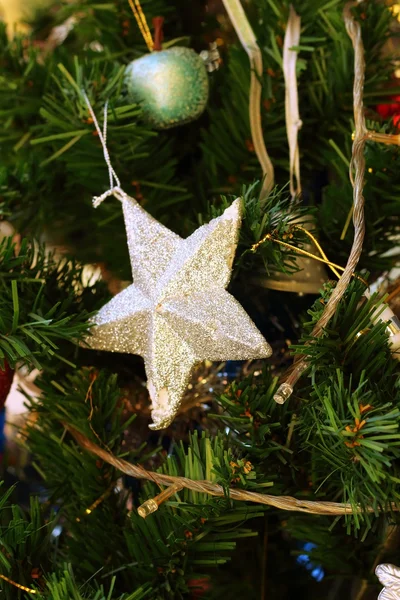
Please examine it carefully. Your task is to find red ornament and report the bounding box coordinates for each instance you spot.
[187,577,211,599]
[0,361,14,410]
[376,79,400,128]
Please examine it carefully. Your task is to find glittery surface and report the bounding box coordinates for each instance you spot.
[87,193,272,429]
[124,47,209,130]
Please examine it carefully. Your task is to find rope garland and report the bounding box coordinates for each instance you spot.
[65,424,399,517]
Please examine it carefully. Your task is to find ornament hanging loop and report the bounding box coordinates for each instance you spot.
[152,16,164,51]
[82,91,123,207]
[127,0,154,52]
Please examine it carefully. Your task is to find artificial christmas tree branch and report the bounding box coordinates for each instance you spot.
[65,424,399,517]
[1,0,399,596]
[0,237,104,370]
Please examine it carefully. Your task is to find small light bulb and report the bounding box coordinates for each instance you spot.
[274,383,293,405]
[137,498,158,519]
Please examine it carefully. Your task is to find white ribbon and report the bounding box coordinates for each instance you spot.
[221,0,275,201]
[283,5,302,200]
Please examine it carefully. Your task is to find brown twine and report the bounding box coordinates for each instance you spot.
[278,0,368,394]
[65,424,399,517]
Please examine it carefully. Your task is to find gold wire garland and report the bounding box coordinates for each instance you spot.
[251,225,367,285]
[76,482,116,522]
[0,573,37,595]
[295,226,341,280]
[387,283,400,304]
[127,0,154,52]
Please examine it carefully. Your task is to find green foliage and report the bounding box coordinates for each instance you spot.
[38,568,152,600]
[124,492,261,598]
[0,481,152,599]
[204,183,314,280]
[202,0,399,270]
[0,0,399,596]
[202,0,372,183]
[285,514,400,579]
[0,236,105,370]
[0,482,51,599]
[300,372,400,529]
[0,48,190,277]
[319,130,400,273]
[24,370,265,598]
[236,184,311,279]
[213,278,400,533]
[294,279,395,382]
[291,281,400,526]
[0,2,191,276]
[215,369,287,460]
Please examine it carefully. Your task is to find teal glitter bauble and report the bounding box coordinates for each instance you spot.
[124,47,209,130]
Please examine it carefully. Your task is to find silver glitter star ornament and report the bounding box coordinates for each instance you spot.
[88,190,272,429]
[82,93,272,430]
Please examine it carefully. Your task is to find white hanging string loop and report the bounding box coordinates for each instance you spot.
[82,91,123,207]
